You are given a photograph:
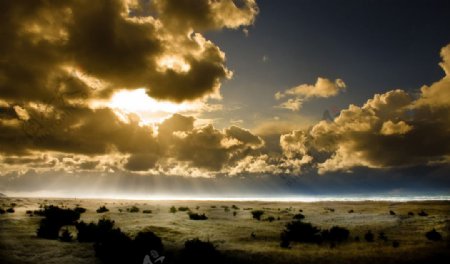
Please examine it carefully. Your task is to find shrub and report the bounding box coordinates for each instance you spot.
[36,206,81,239]
[74,207,87,214]
[231,205,239,210]
[6,208,14,213]
[418,210,428,217]
[210,205,216,208]
[182,239,219,264]
[266,216,275,222]
[392,240,400,248]
[188,212,208,220]
[322,226,350,243]
[94,228,132,264]
[0,208,5,214]
[60,228,73,242]
[178,206,190,212]
[293,213,305,220]
[389,210,396,215]
[233,211,237,217]
[96,206,109,213]
[425,229,442,241]
[132,231,164,263]
[408,212,414,216]
[142,210,152,214]
[26,210,33,215]
[170,206,177,213]
[251,210,264,221]
[378,232,388,242]
[348,209,354,213]
[281,221,321,244]
[76,218,116,242]
[364,230,374,242]
[127,206,139,213]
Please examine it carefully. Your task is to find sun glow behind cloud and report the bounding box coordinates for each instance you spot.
[106,89,206,125]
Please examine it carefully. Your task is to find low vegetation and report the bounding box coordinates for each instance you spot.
[251,210,264,220]
[96,206,109,213]
[188,212,208,220]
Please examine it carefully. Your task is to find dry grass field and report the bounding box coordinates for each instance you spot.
[1,197,449,264]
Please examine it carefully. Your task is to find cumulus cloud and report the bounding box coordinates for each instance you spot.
[275,78,346,111]
[275,44,450,174]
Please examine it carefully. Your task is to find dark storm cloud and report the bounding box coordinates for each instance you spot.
[0,0,257,103]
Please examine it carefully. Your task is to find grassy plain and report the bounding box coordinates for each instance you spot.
[0,197,449,264]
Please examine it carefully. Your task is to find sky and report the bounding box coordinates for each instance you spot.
[1,0,450,198]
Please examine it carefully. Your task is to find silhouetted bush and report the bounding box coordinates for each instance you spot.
[364,230,374,242]
[142,210,152,214]
[74,206,87,214]
[178,206,190,211]
[210,205,216,208]
[60,228,73,242]
[425,229,442,241]
[231,205,239,210]
[170,206,177,213]
[188,212,208,220]
[132,231,164,263]
[36,205,81,239]
[324,207,335,212]
[96,206,109,213]
[94,228,132,263]
[321,226,350,243]
[0,208,5,214]
[348,209,354,213]
[389,210,396,215]
[293,213,305,220]
[266,216,275,222]
[392,240,400,248]
[233,211,237,217]
[6,208,14,213]
[281,221,321,244]
[378,232,388,242]
[182,239,220,264]
[408,212,414,216]
[418,210,428,217]
[251,210,264,220]
[127,206,139,213]
[354,236,360,242]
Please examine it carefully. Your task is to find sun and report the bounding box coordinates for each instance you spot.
[106,88,201,124]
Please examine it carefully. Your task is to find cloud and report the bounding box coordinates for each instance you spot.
[275,78,346,111]
[277,44,450,174]
[0,0,258,104]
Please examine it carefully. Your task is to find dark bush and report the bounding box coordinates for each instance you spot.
[74,207,87,214]
[142,210,152,214]
[210,205,216,208]
[170,206,177,213]
[293,213,305,220]
[182,239,220,264]
[378,232,388,242]
[408,212,414,216]
[127,206,139,213]
[36,205,80,239]
[392,240,400,248]
[418,210,428,217]
[188,212,208,220]
[132,231,164,263]
[322,226,350,243]
[266,216,275,222]
[389,210,396,215]
[364,230,374,242]
[0,208,5,214]
[425,229,442,241]
[231,205,239,210]
[233,211,237,217]
[60,228,73,242]
[6,208,14,213]
[281,221,321,244]
[96,206,109,213]
[26,210,33,215]
[348,209,354,213]
[251,210,264,220]
[94,228,132,264]
[178,206,190,212]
